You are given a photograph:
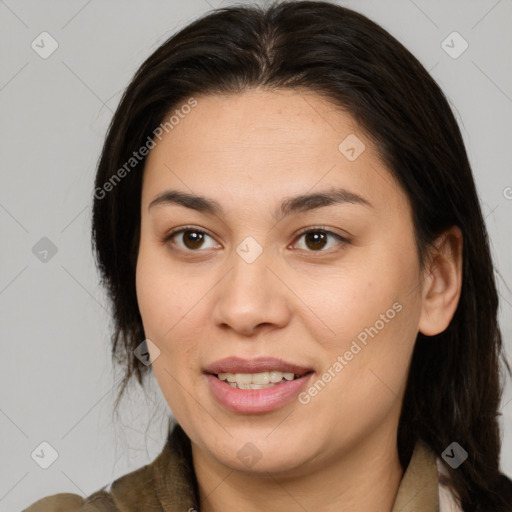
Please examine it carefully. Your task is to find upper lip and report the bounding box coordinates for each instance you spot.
[204,357,313,376]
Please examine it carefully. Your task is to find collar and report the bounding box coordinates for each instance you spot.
[391,438,440,511]
[109,424,440,511]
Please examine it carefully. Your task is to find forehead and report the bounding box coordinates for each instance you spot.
[141,88,409,220]
[157,88,361,154]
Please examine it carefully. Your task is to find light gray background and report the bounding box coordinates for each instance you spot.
[1,0,511,510]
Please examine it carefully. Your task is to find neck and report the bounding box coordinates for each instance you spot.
[192,429,404,512]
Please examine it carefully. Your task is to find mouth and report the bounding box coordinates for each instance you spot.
[204,357,315,413]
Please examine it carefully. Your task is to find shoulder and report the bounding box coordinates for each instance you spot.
[23,424,197,511]
[22,464,154,512]
[22,493,85,512]
[21,488,116,511]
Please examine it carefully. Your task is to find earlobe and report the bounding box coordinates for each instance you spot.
[418,226,463,337]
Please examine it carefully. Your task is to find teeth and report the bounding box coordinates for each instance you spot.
[251,371,270,385]
[236,373,253,384]
[269,370,282,383]
[217,371,300,388]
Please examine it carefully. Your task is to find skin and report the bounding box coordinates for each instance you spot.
[136,88,463,512]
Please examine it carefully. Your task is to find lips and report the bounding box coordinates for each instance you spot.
[203,356,313,376]
[204,357,315,413]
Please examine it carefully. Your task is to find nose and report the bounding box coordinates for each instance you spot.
[211,244,292,337]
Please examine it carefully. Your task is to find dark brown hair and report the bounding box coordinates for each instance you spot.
[91,1,512,509]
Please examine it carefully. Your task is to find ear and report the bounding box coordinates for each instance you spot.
[418,226,463,336]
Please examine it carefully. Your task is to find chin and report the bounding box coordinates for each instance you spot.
[224,446,308,476]
[201,426,317,475]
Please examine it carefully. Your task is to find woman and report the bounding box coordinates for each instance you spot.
[24,1,512,511]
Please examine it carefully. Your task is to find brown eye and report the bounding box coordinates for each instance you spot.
[304,231,328,251]
[181,230,206,250]
[165,228,220,252]
[293,229,347,252]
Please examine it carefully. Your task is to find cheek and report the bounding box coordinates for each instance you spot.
[135,243,205,369]
[309,266,396,352]
[313,253,421,398]
[136,257,165,335]
[135,249,199,414]
[136,243,185,333]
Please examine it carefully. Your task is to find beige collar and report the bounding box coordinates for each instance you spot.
[391,438,440,511]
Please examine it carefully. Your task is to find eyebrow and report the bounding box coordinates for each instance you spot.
[148,187,373,221]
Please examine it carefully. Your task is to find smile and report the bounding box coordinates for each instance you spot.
[203,357,315,413]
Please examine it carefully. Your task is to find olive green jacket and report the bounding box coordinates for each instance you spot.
[23,424,461,511]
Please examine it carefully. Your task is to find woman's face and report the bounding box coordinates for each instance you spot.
[136,88,427,475]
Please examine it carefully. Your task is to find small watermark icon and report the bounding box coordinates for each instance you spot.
[236,236,263,264]
[442,442,468,469]
[134,338,161,366]
[503,187,512,200]
[441,31,468,59]
[32,237,58,263]
[338,134,366,161]
[31,32,59,59]
[31,441,59,469]
[237,442,262,468]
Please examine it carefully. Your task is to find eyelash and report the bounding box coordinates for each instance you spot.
[161,225,349,255]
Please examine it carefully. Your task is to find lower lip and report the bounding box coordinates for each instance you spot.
[206,373,313,414]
